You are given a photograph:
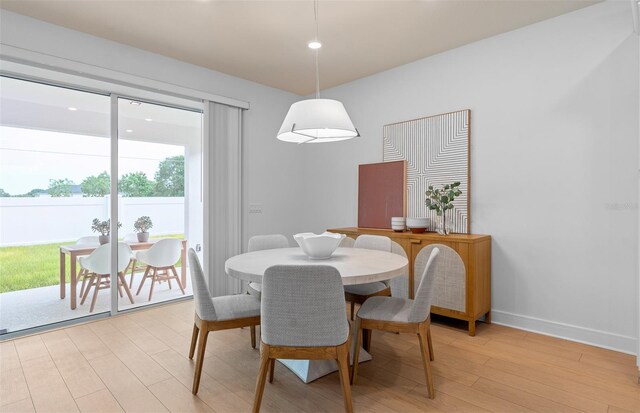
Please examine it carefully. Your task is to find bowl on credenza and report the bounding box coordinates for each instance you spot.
[406,217,429,234]
[391,217,406,232]
[294,232,345,259]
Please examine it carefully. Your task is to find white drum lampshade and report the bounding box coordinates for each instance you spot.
[277,99,359,143]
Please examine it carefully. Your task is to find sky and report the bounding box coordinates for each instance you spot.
[0,126,184,195]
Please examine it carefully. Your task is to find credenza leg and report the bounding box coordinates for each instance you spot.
[484,311,492,324]
[468,320,476,337]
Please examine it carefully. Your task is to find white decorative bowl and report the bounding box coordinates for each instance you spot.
[294,232,345,259]
[406,217,429,233]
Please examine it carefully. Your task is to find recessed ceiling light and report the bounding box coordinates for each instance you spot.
[67,107,77,111]
[144,118,152,122]
[129,101,142,106]
[126,129,133,133]
[308,41,322,49]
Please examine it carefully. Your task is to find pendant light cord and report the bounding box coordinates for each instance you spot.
[314,0,320,99]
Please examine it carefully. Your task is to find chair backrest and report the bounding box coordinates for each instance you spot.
[409,247,440,323]
[143,238,182,267]
[81,242,132,275]
[261,265,349,347]
[247,234,289,252]
[354,234,391,251]
[188,249,217,321]
[414,244,466,312]
[354,235,405,290]
[75,236,99,246]
[123,233,138,242]
[339,237,355,248]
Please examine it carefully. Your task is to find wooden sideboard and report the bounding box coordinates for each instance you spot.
[328,227,491,336]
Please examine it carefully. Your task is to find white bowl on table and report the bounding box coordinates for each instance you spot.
[294,232,345,259]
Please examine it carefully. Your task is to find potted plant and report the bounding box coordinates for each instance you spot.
[91,218,122,245]
[425,182,462,235]
[134,216,153,242]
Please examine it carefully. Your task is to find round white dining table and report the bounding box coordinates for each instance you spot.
[225,247,408,286]
[224,246,409,383]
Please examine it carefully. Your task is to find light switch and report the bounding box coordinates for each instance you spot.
[248,204,263,214]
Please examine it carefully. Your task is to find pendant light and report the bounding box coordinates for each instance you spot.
[277,0,359,143]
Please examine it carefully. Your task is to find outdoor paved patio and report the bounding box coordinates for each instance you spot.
[0,271,193,333]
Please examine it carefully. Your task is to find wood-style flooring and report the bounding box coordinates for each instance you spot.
[0,300,637,413]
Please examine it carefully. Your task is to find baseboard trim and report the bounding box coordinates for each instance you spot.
[490,310,637,355]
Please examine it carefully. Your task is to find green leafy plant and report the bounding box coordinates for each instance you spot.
[81,172,110,197]
[91,218,122,236]
[425,182,462,215]
[134,216,153,233]
[48,178,73,197]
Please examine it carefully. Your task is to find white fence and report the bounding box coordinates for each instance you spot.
[0,196,184,246]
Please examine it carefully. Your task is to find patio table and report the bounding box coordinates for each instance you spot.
[59,239,187,310]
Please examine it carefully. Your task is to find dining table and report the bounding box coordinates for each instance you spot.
[225,246,408,383]
[59,239,188,310]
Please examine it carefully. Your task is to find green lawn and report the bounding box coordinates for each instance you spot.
[0,234,184,293]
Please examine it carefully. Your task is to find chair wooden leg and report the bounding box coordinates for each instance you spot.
[418,324,435,399]
[268,358,275,383]
[365,329,372,352]
[250,325,256,349]
[129,259,137,289]
[336,342,354,413]
[80,274,94,304]
[351,318,362,385]
[89,276,102,312]
[170,266,185,295]
[148,268,157,301]
[253,344,270,413]
[189,323,199,359]
[118,273,135,305]
[427,324,434,361]
[118,282,124,298]
[192,326,209,394]
[79,269,88,297]
[136,266,151,295]
[350,301,355,321]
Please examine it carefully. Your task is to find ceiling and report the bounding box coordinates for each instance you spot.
[0,0,599,95]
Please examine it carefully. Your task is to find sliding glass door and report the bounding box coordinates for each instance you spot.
[0,75,203,336]
[116,97,202,311]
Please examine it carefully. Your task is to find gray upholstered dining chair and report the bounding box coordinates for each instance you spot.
[187,249,261,395]
[344,234,408,319]
[246,234,289,299]
[253,265,353,413]
[339,236,356,248]
[351,247,440,399]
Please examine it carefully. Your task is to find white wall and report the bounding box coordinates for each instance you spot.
[301,1,639,353]
[0,10,308,249]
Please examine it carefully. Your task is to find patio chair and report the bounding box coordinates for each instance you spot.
[246,234,289,299]
[135,238,184,301]
[74,236,100,298]
[351,247,440,399]
[79,242,135,312]
[344,234,407,320]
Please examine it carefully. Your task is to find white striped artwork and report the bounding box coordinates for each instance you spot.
[383,110,470,234]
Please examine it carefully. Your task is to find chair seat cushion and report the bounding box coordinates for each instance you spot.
[247,282,262,298]
[344,281,388,296]
[357,296,413,323]
[211,294,261,321]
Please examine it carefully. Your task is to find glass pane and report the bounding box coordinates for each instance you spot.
[117,98,202,311]
[0,76,111,334]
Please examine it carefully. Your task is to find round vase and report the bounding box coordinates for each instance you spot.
[98,235,110,245]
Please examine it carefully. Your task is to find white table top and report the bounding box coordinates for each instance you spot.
[224,247,408,286]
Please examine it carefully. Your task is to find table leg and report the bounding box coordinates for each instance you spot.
[70,254,77,310]
[181,243,187,288]
[59,251,66,299]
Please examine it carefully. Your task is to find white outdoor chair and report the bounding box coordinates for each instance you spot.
[75,236,100,298]
[344,234,408,320]
[135,238,184,301]
[246,234,289,299]
[351,247,440,399]
[253,265,353,413]
[79,242,135,312]
[187,249,260,394]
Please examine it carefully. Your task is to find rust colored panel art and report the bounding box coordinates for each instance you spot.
[358,161,406,229]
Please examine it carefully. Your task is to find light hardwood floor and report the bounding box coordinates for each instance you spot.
[1,300,638,413]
